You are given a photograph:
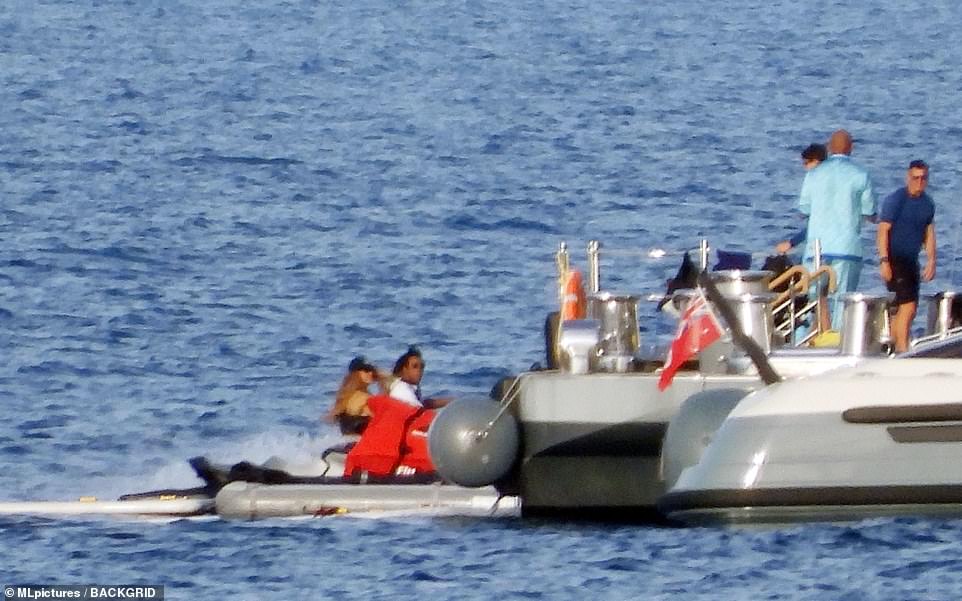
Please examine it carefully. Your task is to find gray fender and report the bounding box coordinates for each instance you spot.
[428,398,519,487]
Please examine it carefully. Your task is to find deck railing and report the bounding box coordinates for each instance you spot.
[557,239,836,348]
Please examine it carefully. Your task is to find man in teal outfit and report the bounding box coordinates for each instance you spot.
[799,129,877,331]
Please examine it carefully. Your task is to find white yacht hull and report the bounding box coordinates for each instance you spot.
[659,358,962,524]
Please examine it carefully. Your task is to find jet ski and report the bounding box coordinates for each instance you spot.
[0,395,516,520]
[115,452,511,520]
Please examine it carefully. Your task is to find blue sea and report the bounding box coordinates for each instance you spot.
[4,0,962,598]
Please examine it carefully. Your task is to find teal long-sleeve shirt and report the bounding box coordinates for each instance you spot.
[799,155,876,261]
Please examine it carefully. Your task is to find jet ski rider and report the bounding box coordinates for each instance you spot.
[326,356,383,435]
[388,346,451,410]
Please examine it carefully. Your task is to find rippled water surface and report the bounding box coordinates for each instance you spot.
[4,1,962,598]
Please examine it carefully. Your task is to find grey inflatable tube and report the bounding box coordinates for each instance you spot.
[428,399,519,488]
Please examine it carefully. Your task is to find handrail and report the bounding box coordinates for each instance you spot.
[769,266,810,309]
[769,266,810,344]
[774,298,819,332]
[809,265,837,293]
[769,265,809,291]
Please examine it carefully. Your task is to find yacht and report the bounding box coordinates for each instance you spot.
[429,240,899,519]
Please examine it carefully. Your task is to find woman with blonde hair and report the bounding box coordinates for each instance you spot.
[327,356,384,435]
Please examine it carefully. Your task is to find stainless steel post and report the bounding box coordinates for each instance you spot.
[587,240,601,293]
[788,282,797,346]
[555,241,569,306]
[699,239,709,271]
[813,238,824,334]
[551,241,571,370]
[556,241,569,275]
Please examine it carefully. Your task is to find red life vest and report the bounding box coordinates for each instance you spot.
[344,394,436,477]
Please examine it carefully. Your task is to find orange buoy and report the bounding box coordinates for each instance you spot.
[560,269,587,321]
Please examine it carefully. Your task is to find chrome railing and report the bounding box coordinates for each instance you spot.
[557,239,835,348]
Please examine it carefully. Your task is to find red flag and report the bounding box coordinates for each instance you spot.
[658,291,723,390]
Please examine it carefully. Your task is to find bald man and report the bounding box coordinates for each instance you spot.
[798,129,877,331]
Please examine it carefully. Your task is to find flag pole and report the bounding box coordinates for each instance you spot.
[696,270,782,385]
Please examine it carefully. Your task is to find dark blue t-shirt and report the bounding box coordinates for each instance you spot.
[879,187,934,259]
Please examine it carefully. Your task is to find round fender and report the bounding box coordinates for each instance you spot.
[428,399,519,488]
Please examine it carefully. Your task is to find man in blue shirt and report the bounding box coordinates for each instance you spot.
[877,160,937,352]
[799,129,877,331]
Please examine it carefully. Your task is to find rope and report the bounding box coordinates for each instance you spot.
[599,247,702,259]
[475,374,528,442]
[490,495,509,515]
[590,245,784,264]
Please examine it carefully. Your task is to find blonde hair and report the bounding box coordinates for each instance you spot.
[336,371,369,403]
[329,369,374,418]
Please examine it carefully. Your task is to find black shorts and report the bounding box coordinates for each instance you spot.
[337,415,370,435]
[885,256,920,306]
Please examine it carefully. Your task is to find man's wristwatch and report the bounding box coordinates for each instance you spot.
[879,257,890,264]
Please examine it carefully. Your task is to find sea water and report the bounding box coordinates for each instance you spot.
[3,1,962,599]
